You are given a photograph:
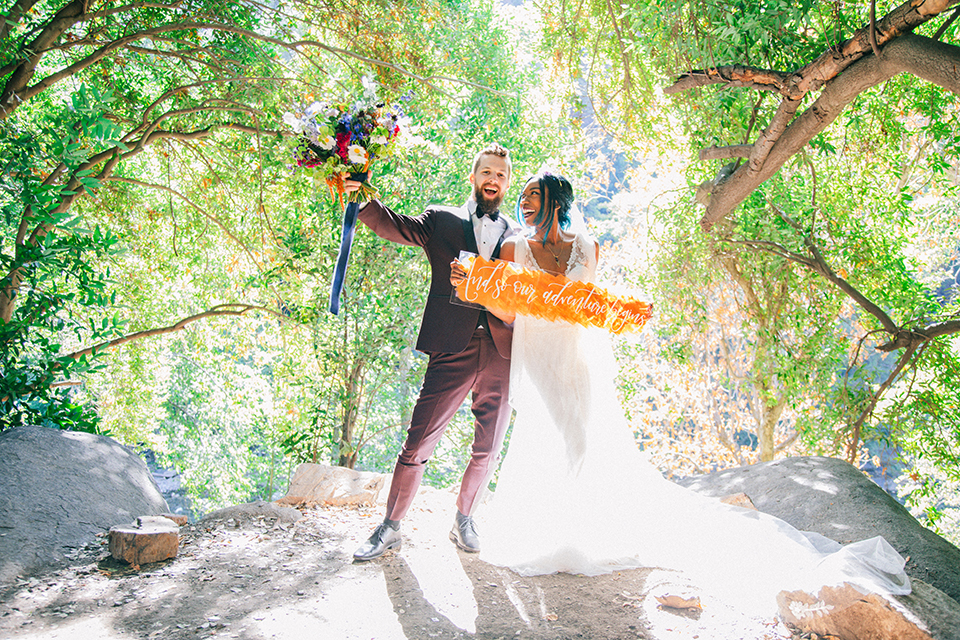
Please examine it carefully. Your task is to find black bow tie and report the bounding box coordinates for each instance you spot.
[477,208,499,221]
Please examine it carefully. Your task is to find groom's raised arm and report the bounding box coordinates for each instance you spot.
[342,175,434,247]
[357,200,434,248]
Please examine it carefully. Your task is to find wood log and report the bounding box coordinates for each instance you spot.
[109,520,179,566]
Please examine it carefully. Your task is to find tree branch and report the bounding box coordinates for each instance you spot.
[0,0,43,43]
[65,304,281,361]
[731,229,960,355]
[747,97,801,173]
[699,144,754,161]
[870,0,882,58]
[666,65,791,95]
[699,34,960,229]
[876,319,960,351]
[846,342,918,462]
[0,0,87,119]
[78,1,182,22]
[789,0,958,98]
[934,5,960,39]
[0,303,283,403]
[604,0,633,97]
[105,176,262,266]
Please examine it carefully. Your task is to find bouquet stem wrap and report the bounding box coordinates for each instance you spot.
[328,172,367,315]
[454,255,653,334]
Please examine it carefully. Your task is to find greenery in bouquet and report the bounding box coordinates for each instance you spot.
[283,96,404,204]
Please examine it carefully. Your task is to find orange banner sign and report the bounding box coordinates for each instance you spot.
[454,255,653,334]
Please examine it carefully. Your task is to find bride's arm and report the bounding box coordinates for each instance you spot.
[486,240,517,325]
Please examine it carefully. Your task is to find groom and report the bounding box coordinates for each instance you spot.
[344,143,516,561]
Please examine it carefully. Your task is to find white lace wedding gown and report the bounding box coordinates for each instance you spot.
[479,233,910,618]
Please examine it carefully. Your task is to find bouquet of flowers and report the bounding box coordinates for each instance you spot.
[282,92,406,315]
[283,98,403,203]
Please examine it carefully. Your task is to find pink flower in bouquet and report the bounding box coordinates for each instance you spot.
[335,132,351,161]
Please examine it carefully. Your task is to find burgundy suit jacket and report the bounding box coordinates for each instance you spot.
[358,199,516,359]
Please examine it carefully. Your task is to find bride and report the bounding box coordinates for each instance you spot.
[457,171,912,621]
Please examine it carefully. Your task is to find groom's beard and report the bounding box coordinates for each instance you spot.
[474,185,504,217]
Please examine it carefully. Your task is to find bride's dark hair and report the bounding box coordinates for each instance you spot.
[518,172,575,240]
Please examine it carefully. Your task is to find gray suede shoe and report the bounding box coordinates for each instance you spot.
[449,511,480,553]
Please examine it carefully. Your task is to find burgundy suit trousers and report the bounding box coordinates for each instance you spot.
[385,327,512,520]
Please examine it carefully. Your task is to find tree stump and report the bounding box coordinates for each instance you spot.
[109,518,179,566]
[777,583,933,640]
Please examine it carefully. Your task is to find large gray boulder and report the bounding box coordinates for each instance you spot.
[0,426,169,585]
[677,455,960,604]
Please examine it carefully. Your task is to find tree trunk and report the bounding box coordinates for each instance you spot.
[338,360,364,468]
[759,397,787,462]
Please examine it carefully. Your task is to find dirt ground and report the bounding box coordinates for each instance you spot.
[0,486,802,640]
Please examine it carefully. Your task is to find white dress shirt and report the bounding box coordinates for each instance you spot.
[467,198,506,260]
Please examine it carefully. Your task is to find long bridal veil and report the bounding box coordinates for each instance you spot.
[479,232,910,620]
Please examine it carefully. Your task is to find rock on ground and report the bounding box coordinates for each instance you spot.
[0,426,169,585]
[677,455,960,605]
[275,462,387,507]
[199,501,302,526]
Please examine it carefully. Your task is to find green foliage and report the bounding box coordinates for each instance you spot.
[1,0,568,513]
[0,89,128,431]
[541,0,960,529]
[152,324,290,513]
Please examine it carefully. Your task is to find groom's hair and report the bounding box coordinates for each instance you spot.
[472,143,512,177]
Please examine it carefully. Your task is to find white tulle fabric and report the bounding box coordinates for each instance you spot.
[478,232,910,618]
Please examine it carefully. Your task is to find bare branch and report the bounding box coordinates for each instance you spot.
[730,229,903,337]
[743,94,765,144]
[934,5,960,39]
[798,237,903,335]
[876,319,960,351]
[65,304,281,361]
[846,342,917,461]
[869,0,882,58]
[747,97,801,173]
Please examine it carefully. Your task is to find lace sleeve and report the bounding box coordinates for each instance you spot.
[567,233,597,282]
